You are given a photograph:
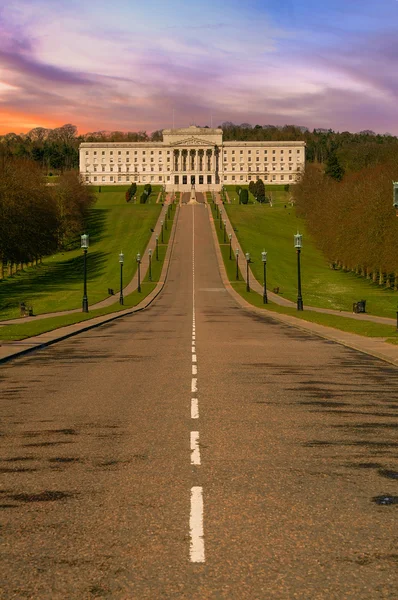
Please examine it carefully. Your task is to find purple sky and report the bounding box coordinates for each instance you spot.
[1,0,398,135]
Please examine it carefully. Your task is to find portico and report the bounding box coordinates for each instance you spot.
[163,126,222,192]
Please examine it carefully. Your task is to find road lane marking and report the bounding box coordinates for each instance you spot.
[192,346,196,353]
[191,378,197,393]
[191,398,199,419]
[190,487,205,562]
[192,354,197,362]
[190,431,201,465]
[192,365,197,375]
[189,486,205,562]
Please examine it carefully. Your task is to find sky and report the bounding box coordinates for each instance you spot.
[1,0,398,135]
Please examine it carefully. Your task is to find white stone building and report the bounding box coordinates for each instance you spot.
[79,126,305,192]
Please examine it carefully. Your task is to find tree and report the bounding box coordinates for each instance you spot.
[325,153,345,181]
[240,189,249,204]
[255,178,266,202]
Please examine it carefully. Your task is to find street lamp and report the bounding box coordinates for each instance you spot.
[136,253,141,293]
[235,248,240,280]
[294,233,303,310]
[119,251,124,305]
[161,220,164,243]
[148,248,152,281]
[261,251,268,304]
[393,182,398,215]
[81,234,89,312]
[245,252,251,292]
[223,220,227,242]
[156,234,159,260]
[229,233,232,259]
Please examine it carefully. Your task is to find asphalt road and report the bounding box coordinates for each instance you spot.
[1,203,397,599]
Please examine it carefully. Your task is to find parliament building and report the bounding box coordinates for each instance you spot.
[79,126,305,192]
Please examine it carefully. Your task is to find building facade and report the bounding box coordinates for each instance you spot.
[79,126,305,192]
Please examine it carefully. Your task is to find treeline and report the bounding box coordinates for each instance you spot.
[0,157,95,277]
[293,162,398,287]
[0,125,161,174]
[2,122,398,176]
[220,122,398,174]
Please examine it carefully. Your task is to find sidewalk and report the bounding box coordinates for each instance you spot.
[0,202,179,364]
[208,200,398,367]
[0,198,175,325]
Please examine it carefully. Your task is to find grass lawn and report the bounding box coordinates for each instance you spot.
[0,284,157,341]
[225,204,398,318]
[231,283,398,340]
[0,190,162,319]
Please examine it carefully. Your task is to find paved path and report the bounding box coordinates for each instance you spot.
[0,202,397,599]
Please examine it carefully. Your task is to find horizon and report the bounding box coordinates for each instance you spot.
[1,0,398,136]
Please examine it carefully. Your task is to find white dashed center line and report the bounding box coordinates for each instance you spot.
[189,203,205,563]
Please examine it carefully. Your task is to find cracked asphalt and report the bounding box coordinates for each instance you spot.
[0,202,397,599]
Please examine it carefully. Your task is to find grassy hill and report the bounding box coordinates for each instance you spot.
[226,203,398,318]
[0,189,161,319]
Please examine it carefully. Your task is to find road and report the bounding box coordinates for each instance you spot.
[1,202,397,599]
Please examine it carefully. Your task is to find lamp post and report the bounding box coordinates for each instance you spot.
[81,234,89,312]
[136,253,141,293]
[261,251,268,304]
[148,248,152,281]
[245,252,251,292]
[294,233,303,310]
[235,248,240,280]
[161,220,164,243]
[223,220,227,242]
[156,234,159,260]
[219,208,223,229]
[229,233,232,259]
[119,251,124,305]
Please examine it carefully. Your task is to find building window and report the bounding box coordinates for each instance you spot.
[159,176,162,182]
[85,151,89,155]
[289,175,293,180]
[183,175,187,184]
[135,151,138,155]
[167,151,170,155]
[151,158,154,162]
[256,167,259,172]
[240,150,243,154]
[85,175,89,181]
[289,166,292,171]
[126,158,129,162]
[207,175,212,184]
[102,166,105,172]
[232,150,235,154]
[289,150,292,154]
[110,151,113,155]
[281,175,284,180]
[151,167,154,172]
[272,150,275,154]
[93,176,97,181]
[151,151,154,155]
[248,150,251,154]
[126,151,129,155]
[240,175,243,181]
[256,150,259,154]
[102,151,105,155]
[174,175,179,184]
[281,150,284,154]
[272,175,276,181]
[199,175,204,184]
[151,176,154,181]
[167,157,170,162]
[126,176,130,181]
[143,151,146,155]
[232,175,235,181]
[110,167,113,172]
[118,151,121,155]
[118,176,122,181]
[248,175,252,181]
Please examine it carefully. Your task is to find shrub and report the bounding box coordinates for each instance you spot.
[240,189,249,204]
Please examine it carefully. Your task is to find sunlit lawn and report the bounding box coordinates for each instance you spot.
[225,204,398,318]
[0,190,162,319]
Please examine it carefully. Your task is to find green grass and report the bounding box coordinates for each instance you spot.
[0,196,176,341]
[225,204,398,318]
[231,283,398,339]
[0,191,162,319]
[0,284,157,341]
